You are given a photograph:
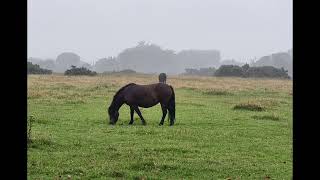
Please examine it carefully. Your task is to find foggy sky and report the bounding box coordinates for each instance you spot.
[28,0,292,63]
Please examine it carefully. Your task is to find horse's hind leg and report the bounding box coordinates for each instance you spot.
[133,106,146,125]
[159,103,167,126]
[129,106,134,125]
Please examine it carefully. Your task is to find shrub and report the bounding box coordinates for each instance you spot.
[214,65,244,77]
[27,62,52,74]
[214,64,290,79]
[244,66,290,79]
[233,103,265,111]
[64,66,97,76]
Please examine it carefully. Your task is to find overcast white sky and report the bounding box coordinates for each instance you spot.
[28,0,292,63]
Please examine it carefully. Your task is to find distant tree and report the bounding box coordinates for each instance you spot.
[117,42,176,74]
[177,50,220,73]
[138,41,146,46]
[94,57,119,73]
[27,62,52,74]
[116,42,221,74]
[79,62,92,70]
[184,68,200,75]
[199,67,216,76]
[253,52,292,77]
[242,63,250,72]
[28,57,57,71]
[38,59,56,70]
[55,52,81,72]
[219,59,244,66]
[27,57,43,65]
[183,67,216,76]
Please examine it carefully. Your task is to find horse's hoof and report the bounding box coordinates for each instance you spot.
[142,122,147,126]
[159,123,163,126]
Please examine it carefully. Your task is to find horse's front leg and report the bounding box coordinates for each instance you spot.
[129,106,134,125]
[133,106,146,125]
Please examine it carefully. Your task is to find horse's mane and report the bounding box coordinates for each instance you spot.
[113,83,135,99]
[109,83,135,111]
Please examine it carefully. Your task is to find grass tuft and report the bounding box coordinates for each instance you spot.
[252,114,280,121]
[110,171,125,178]
[233,102,266,111]
[202,89,232,96]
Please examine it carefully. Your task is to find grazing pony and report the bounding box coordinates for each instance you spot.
[108,83,175,126]
[158,73,167,83]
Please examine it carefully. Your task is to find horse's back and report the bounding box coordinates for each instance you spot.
[123,83,172,107]
[153,83,173,101]
[140,83,171,93]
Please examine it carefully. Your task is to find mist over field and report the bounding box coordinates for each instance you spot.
[28,0,292,75]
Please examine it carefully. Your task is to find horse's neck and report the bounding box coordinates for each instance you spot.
[112,94,124,111]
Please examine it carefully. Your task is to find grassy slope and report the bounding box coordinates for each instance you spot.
[27,74,292,179]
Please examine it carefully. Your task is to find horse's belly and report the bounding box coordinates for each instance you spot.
[138,102,158,108]
[125,91,159,108]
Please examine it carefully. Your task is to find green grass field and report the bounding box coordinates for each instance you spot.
[27,74,292,179]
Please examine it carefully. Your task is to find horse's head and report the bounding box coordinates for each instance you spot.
[108,107,119,125]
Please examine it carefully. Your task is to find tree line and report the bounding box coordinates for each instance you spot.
[27,41,292,78]
[182,64,290,79]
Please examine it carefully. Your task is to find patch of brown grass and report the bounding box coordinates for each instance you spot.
[28,74,292,100]
[29,74,291,90]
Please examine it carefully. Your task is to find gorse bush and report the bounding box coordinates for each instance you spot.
[64,65,97,76]
[244,66,290,79]
[214,65,244,77]
[27,62,52,74]
[214,64,290,79]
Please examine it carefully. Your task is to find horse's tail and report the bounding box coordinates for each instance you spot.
[168,85,175,125]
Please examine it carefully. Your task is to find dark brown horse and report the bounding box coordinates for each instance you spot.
[108,83,175,126]
[158,73,167,83]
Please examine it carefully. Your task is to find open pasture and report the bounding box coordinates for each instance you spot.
[27,74,292,179]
